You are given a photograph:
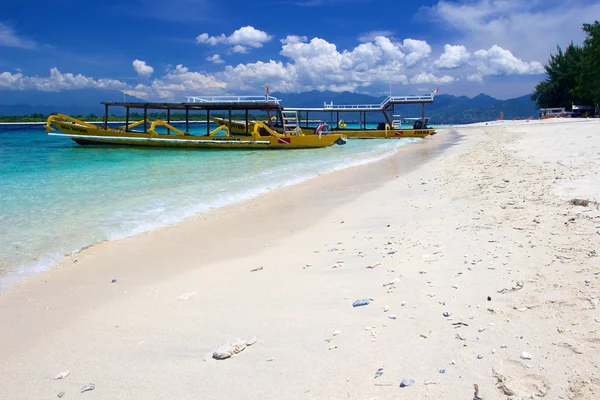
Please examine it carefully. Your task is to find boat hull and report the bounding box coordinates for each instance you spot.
[337,129,436,138]
[49,121,343,149]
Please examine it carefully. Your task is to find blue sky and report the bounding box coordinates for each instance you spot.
[1,0,598,100]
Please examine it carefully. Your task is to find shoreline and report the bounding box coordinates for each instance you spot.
[0,134,441,294]
[2,120,599,399]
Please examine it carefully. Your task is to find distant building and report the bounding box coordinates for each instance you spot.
[540,107,570,118]
[571,104,597,117]
[540,105,598,119]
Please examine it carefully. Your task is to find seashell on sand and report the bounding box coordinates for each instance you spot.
[54,371,71,380]
[213,339,247,360]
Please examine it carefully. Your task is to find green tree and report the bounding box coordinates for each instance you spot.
[576,21,600,109]
[531,43,584,109]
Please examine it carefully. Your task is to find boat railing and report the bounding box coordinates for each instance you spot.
[323,103,381,109]
[319,94,436,111]
[380,95,435,108]
[186,95,281,104]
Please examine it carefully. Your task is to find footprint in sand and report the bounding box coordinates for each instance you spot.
[492,358,550,398]
[568,376,600,400]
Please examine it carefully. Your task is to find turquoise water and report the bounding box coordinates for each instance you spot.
[0,123,421,292]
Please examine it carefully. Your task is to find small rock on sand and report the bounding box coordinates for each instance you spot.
[400,379,414,387]
[353,299,371,307]
[213,339,247,360]
[520,351,532,360]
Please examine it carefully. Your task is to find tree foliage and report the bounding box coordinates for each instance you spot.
[532,21,600,109]
[577,21,600,106]
[531,44,584,108]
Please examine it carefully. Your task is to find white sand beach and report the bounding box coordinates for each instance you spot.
[1,119,600,399]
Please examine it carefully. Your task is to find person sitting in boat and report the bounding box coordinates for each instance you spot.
[314,123,331,136]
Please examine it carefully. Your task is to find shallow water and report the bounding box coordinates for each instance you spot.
[0,123,421,291]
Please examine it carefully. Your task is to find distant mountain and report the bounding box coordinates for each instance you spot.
[0,88,538,123]
[0,89,144,116]
[429,95,537,123]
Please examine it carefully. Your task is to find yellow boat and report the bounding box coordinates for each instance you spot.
[45,96,346,150]
[285,91,439,139]
[209,116,314,135]
[210,116,434,138]
[340,129,434,138]
[335,120,435,139]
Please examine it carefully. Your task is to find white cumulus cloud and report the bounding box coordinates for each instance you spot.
[221,60,298,93]
[472,45,544,76]
[132,59,154,77]
[196,26,273,53]
[206,54,224,64]
[0,71,25,88]
[231,45,248,54]
[148,64,227,98]
[402,39,432,67]
[425,0,600,62]
[435,44,470,69]
[0,68,125,91]
[280,35,307,45]
[1,29,553,100]
[410,72,455,85]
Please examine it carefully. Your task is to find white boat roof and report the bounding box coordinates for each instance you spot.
[103,94,283,111]
[286,94,436,112]
[185,95,281,104]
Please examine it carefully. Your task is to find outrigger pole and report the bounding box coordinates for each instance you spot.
[104,104,108,130]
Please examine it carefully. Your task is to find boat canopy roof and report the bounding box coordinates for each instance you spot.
[102,95,283,111]
[286,94,436,113]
